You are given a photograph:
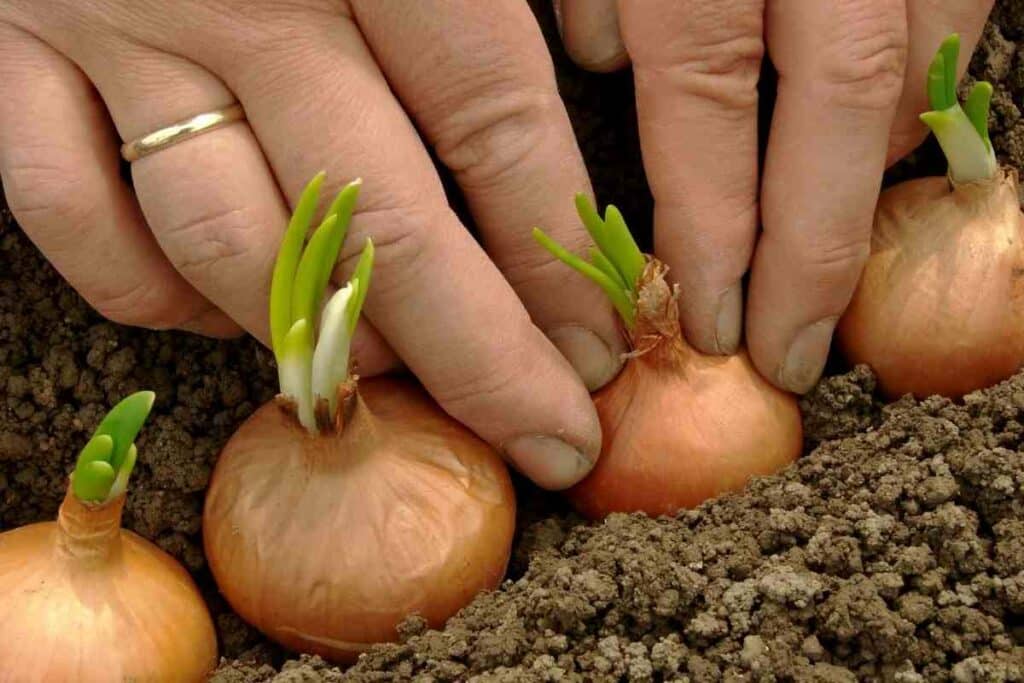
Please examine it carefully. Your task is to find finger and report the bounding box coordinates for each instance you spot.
[554,0,629,73]
[749,0,908,393]
[174,7,602,489]
[0,23,239,338]
[886,0,995,165]
[352,0,627,391]
[617,0,765,356]
[48,32,401,376]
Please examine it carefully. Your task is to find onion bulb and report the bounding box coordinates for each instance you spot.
[0,392,217,682]
[534,198,802,519]
[837,34,1024,399]
[203,173,516,663]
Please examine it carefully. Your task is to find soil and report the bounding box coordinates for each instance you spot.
[1,2,1023,682]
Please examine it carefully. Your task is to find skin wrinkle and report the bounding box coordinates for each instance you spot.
[0,160,96,224]
[158,206,258,278]
[790,3,908,111]
[331,205,452,302]
[438,91,561,188]
[99,49,228,113]
[633,63,761,112]
[623,0,763,61]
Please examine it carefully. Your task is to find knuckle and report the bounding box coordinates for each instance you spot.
[2,156,94,228]
[431,79,562,188]
[815,3,907,110]
[637,42,764,110]
[341,203,441,299]
[159,205,256,281]
[628,1,763,110]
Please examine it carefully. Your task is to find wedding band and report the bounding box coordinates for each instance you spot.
[120,103,246,162]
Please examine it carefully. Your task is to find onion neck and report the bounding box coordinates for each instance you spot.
[626,258,691,372]
[56,481,123,564]
[949,167,1022,230]
[332,382,379,448]
[950,164,1016,194]
[278,378,382,467]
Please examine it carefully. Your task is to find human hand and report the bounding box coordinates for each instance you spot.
[0,1,630,490]
[555,0,995,393]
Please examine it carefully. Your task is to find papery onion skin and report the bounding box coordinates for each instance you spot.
[567,262,803,520]
[203,376,516,663]
[837,168,1024,399]
[0,486,217,682]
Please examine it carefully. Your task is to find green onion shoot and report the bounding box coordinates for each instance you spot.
[532,194,645,328]
[269,172,374,434]
[919,33,997,183]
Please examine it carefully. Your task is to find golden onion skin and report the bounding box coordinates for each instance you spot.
[568,262,803,519]
[838,168,1024,399]
[0,487,218,682]
[203,376,516,663]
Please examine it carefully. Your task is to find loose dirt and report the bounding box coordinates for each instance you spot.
[2,1,1023,681]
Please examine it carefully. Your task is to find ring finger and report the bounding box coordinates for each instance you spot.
[56,35,401,376]
[0,23,239,338]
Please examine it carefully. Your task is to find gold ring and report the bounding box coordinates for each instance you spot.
[120,103,246,162]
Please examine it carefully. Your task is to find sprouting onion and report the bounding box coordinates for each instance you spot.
[70,389,153,503]
[203,173,516,663]
[0,392,217,681]
[837,34,1024,399]
[534,197,802,519]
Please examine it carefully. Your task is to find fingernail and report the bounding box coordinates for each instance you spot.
[574,34,628,72]
[778,317,838,394]
[548,325,623,391]
[589,48,627,73]
[503,435,595,491]
[555,2,628,72]
[714,284,743,355]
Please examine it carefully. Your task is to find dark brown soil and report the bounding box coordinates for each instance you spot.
[2,2,1023,681]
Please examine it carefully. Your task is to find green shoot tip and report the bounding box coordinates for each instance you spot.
[72,391,155,503]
